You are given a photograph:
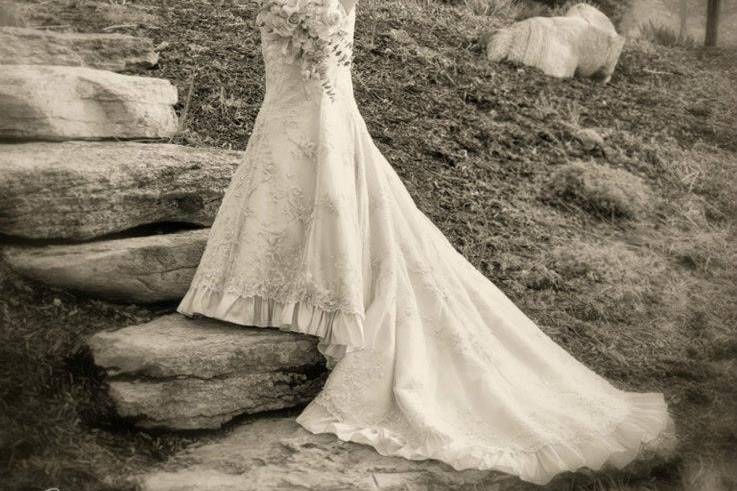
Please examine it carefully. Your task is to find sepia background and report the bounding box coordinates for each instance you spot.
[1,0,735,489]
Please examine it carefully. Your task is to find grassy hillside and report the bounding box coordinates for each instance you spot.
[1,0,736,489]
[624,0,737,47]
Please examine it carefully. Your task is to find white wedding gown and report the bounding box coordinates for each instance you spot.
[178,5,675,485]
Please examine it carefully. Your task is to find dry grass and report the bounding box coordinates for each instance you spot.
[463,0,522,17]
[546,161,652,219]
[0,0,27,25]
[549,241,663,313]
[457,0,633,24]
[667,231,736,275]
[0,260,196,491]
[1,0,736,489]
[92,1,159,27]
[641,21,697,48]
[626,0,737,48]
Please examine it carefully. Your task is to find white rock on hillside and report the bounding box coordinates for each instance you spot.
[88,314,326,430]
[2,229,208,303]
[0,27,159,71]
[136,416,530,490]
[0,142,243,240]
[486,3,625,83]
[0,65,177,140]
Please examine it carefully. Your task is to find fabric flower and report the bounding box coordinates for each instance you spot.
[256,0,352,101]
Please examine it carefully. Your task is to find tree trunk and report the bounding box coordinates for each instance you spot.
[705,0,721,47]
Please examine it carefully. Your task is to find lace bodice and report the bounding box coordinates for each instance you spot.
[260,7,356,106]
[184,2,367,334]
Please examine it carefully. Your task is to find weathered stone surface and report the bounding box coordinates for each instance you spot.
[90,314,325,378]
[0,142,243,240]
[487,3,625,83]
[0,27,158,71]
[109,374,325,430]
[137,417,531,491]
[89,314,326,429]
[2,229,208,303]
[0,65,177,140]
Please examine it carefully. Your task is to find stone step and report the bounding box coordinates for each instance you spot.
[0,142,243,240]
[0,27,159,71]
[135,416,528,490]
[88,314,326,430]
[0,65,177,140]
[2,229,207,303]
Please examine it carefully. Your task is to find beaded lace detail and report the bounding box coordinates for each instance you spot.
[178,3,676,485]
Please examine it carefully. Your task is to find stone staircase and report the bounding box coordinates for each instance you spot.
[0,26,528,490]
[88,314,326,430]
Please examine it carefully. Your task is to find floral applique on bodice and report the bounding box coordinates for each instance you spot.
[260,6,356,106]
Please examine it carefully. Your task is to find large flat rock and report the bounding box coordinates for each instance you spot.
[90,314,325,378]
[2,229,208,303]
[89,314,326,429]
[137,417,529,490]
[0,65,177,140]
[0,142,243,240]
[108,374,325,430]
[0,27,158,71]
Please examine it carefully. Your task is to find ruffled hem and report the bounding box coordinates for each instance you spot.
[177,285,366,367]
[296,392,676,486]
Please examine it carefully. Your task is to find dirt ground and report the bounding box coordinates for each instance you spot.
[1,0,736,489]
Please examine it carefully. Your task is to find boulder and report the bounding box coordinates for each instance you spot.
[88,314,326,429]
[0,142,243,240]
[0,27,159,71]
[136,417,529,491]
[486,3,625,83]
[565,3,618,36]
[0,65,177,140]
[2,229,208,303]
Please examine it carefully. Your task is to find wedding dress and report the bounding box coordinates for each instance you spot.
[177,4,675,485]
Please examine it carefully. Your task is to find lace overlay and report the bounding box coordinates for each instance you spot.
[178,4,676,485]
